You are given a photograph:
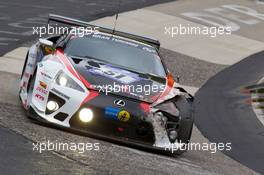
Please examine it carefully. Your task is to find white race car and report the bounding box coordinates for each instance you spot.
[19,14,194,155]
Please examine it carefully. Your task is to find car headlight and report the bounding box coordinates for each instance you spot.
[56,71,84,92]
[79,108,93,123]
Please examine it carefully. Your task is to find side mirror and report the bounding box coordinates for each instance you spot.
[39,38,53,46]
[39,38,55,54]
[167,72,180,84]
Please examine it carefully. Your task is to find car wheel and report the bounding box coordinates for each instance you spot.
[172,96,194,156]
[21,51,29,80]
[26,71,36,110]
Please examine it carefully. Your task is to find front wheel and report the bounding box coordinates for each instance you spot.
[172,96,194,156]
[21,51,29,80]
[26,71,36,110]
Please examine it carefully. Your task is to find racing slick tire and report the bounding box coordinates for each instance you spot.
[171,96,194,156]
[20,51,29,79]
[26,68,37,110]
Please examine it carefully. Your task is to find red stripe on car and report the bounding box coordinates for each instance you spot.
[158,73,174,100]
[140,102,150,113]
[81,90,99,105]
[78,73,93,89]
[55,49,98,104]
[56,49,80,80]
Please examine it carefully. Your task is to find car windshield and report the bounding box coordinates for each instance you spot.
[64,34,166,77]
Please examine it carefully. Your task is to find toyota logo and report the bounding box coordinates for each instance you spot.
[114,99,125,107]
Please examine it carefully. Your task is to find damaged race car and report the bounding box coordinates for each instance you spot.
[19,14,194,155]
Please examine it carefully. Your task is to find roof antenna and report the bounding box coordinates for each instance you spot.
[112,0,121,35]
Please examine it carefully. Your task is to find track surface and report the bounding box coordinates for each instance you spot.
[0,0,173,55]
[0,0,263,174]
[195,51,264,174]
[1,53,255,175]
[0,126,91,175]
[0,0,179,174]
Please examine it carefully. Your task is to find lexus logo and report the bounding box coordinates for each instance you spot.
[114,99,125,107]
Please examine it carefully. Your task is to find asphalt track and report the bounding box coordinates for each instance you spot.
[195,51,264,174]
[0,126,93,175]
[0,0,263,175]
[0,0,173,55]
[0,0,177,174]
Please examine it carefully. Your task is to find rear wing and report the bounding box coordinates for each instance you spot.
[48,14,160,50]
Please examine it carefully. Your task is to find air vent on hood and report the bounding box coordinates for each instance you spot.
[138,73,149,79]
[71,57,83,64]
[87,61,101,68]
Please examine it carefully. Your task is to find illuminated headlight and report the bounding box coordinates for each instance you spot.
[79,108,93,123]
[59,75,67,86]
[47,101,59,111]
[55,71,84,92]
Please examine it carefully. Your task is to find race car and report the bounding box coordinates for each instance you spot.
[19,14,194,155]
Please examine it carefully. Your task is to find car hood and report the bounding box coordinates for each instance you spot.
[73,60,167,103]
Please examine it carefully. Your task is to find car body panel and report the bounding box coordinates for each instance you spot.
[19,26,194,154]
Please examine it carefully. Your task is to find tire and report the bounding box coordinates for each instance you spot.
[172,95,194,156]
[21,51,29,80]
[26,70,37,110]
[19,51,29,97]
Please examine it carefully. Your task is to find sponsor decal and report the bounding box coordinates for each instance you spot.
[40,72,52,79]
[51,88,70,100]
[39,81,47,89]
[91,34,156,53]
[88,64,141,84]
[27,63,34,67]
[140,102,150,113]
[117,110,130,122]
[105,107,120,120]
[142,47,156,53]
[35,94,44,101]
[23,81,27,88]
[36,86,48,95]
[25,72,30,78]
[29,52,37,58]
[105,107,132,122]
[44,46,54,54]
[92,34,139,48]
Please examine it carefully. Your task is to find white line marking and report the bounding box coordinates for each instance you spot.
[92,9,264,65]
[0,37,19,41]
[0,30,25,35]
